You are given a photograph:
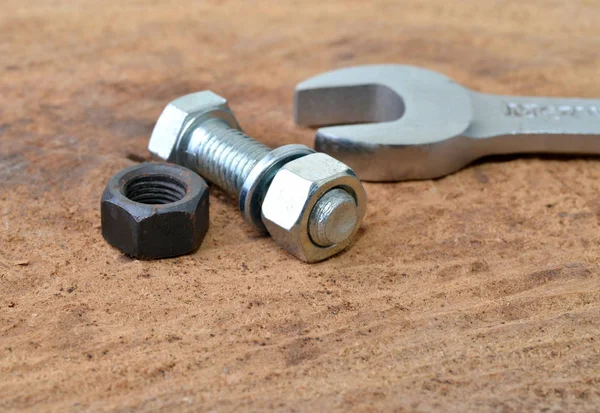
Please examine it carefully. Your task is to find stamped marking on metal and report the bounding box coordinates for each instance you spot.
[505,102,600,119]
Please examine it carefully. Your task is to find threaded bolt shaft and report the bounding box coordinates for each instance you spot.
[183,118,271,197]
[180,117,361,250]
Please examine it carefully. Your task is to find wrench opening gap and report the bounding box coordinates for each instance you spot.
[294,84,405,127]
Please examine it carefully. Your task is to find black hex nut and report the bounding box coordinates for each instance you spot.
[101,162,209,259]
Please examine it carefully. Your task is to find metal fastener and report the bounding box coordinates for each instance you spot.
[148,91,367,262]
[101,162,209,259]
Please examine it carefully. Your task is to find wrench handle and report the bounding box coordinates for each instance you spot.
[468,92,600,155]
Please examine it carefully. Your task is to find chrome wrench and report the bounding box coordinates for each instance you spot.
[294,65,600,181]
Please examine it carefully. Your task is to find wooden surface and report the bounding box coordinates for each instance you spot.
[1,1,600,411]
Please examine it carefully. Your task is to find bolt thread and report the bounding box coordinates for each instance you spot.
[125,175,187,205]
[184,118,271,197]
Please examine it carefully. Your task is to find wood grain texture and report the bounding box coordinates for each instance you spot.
[1,1,600,411]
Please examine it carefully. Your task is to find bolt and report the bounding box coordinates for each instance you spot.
[148,91,367,262]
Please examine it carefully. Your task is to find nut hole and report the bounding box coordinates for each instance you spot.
[124,175,187,205]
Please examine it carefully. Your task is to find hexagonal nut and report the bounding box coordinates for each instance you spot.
[101,163,209,259]
[148,91,241,163]
[261,153,367,263]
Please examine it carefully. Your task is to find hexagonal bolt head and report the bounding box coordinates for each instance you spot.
[101,163,209,259]
[261,153,367,263]
[148,91,240,163]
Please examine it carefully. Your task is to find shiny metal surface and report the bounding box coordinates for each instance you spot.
[294,64,600,182]
[308,188,358,247]
[149,91,241,165]
[261,153,367,263]
[149,91,368,262]
[239,144,314,232]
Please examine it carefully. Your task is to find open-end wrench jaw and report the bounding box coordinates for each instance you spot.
[294,65,474,181]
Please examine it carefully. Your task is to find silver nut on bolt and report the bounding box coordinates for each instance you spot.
[261,153,366,262]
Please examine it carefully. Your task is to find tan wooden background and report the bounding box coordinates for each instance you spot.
[1,1,599,411]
